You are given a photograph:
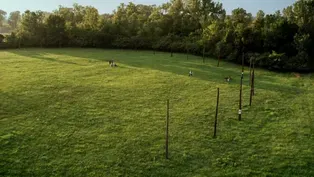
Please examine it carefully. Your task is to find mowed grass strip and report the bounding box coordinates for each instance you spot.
[1,48,313,176]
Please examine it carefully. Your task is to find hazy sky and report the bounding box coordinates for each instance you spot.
[2,0,296,15]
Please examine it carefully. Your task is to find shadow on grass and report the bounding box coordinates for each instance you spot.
[8,48,304,94]
[9,50,83,66]
[35,54,82,65]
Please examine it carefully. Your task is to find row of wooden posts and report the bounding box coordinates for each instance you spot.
[165,53,256,159]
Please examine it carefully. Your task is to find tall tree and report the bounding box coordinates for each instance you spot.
[19,10,46,46]
[8,11,21,30]
[0,10,7,27]
[2,1,314,71]
[46,14,66,47]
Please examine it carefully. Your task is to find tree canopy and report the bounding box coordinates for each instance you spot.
[1,0,314,71]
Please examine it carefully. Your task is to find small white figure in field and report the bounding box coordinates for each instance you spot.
[111,62,117,67]
[189,70,193,77]
[225,76,232,83]
[109,60,114,65]
[109,60,118,67]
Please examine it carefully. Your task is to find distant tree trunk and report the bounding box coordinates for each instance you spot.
[186,49,189,60]
[202,45,205,63]
[18,37,21,49]
[217,54,220,67]
[186,43,188,60]
[238,52,244,121]
[171,47,173,57]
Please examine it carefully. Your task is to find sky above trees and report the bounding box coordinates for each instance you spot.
[2,0,296,15]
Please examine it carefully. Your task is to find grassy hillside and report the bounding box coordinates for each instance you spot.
[1,48,313,176]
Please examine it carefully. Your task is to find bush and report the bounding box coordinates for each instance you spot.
[0,34,4,43]
[285,52,308,70]
[227,50,240,62]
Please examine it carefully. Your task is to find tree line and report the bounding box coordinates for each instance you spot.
[0,0,314,71]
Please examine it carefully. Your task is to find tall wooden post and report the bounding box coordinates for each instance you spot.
[250,60,255,106]
[213,88,220,138]
[249,74,253,106]
[249,58,252,86]
[252,61,255,96]
[166,99,169,159]
[238,53,244,121]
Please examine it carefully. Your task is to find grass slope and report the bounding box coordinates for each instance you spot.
[1,48,313,177]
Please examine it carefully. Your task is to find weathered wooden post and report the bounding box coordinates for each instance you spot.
[238,53,244,121]
[249,58,252,86]
[250,59,255,106]
[252,61,255,96]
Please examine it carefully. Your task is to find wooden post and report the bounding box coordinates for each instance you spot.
[166,99,169,159]
[238,53,244,121]
[250,60,255,106]
[249,58,252,86]
[252,61,255,96]
[214,88,220,138]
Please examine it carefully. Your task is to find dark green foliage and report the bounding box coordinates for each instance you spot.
[1,0,314,71]
[0,34,4,43]
[46,14,67,47]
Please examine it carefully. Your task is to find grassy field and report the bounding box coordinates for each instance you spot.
[1,48,313,176]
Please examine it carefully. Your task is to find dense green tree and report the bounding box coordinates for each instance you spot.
[0,34,4,43]
[18,10,46,47]
[1,0,314,71]
[8,11,21,30]
[46,14,66,47]
[0,10,7,27]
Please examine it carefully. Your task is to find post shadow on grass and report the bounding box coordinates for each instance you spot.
[12,49,305,94]
[213,88,219,138]
[165,99,170,159]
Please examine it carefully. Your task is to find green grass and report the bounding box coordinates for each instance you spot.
[1,48,313,177]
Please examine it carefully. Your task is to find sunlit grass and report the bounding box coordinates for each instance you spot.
[1,48,313,176]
